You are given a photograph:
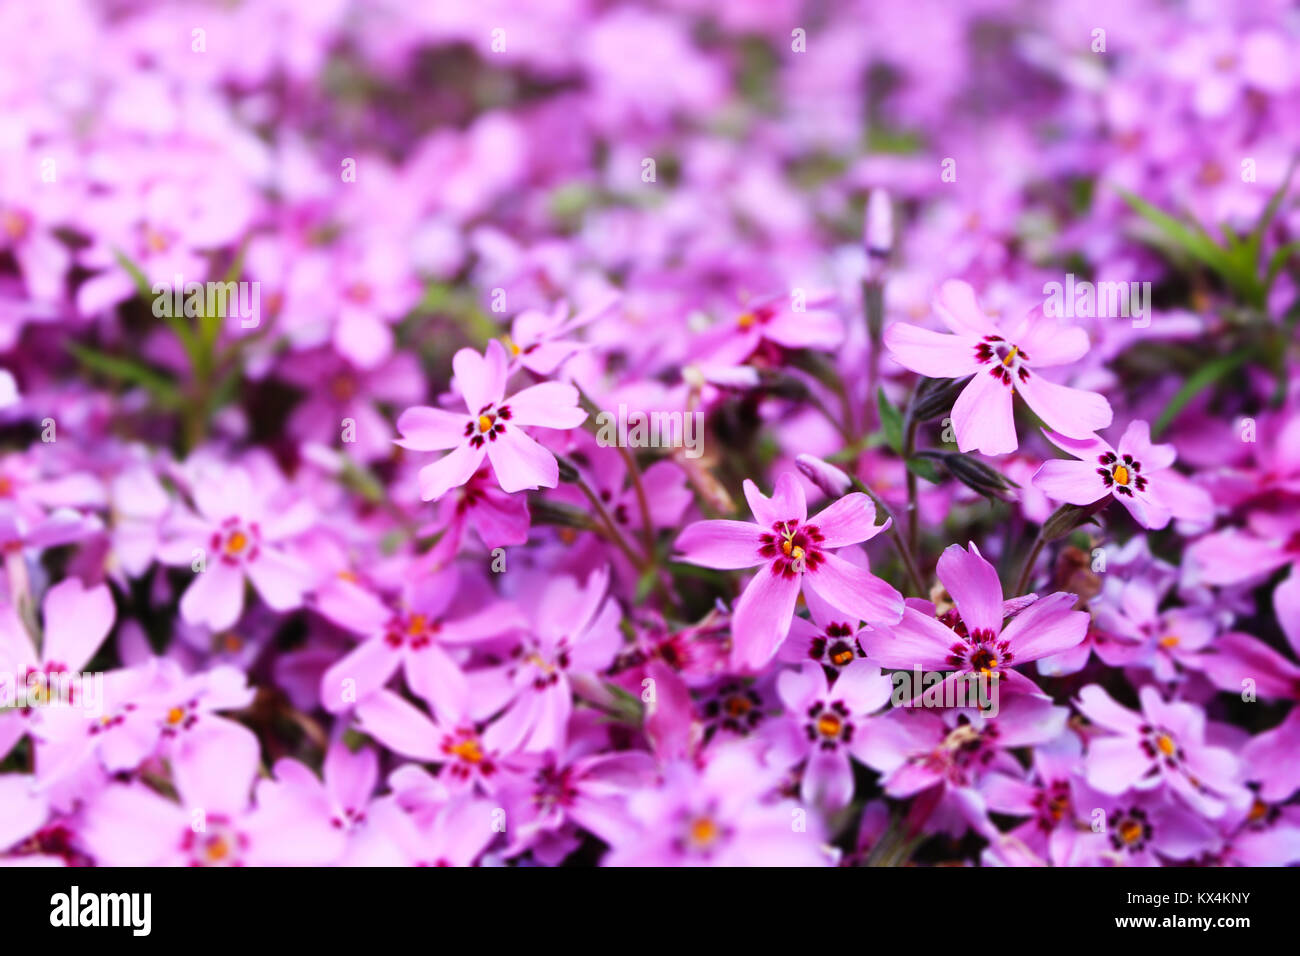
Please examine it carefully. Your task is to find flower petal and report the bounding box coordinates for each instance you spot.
[395,406,469,451]
[674,520,764,569]
[1015,374,1112,439]
[807,493,880,548]
[505,382,587,429]
[1032,459,1108,505]
[486,427,559,493]
[731,569,800,670]
[805,551,904,625]
[883,322,981,378]
[936,542,1003,635]
[999,591,1088,662]
[952,370,1017,455]
[452,341,508,411]
[860,606,956,669]
[418,442,487,501]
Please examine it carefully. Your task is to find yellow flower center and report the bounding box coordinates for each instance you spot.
[224,531,248,555]
[205,836,230,862]
[1111,464,1130,486]
[1,209,26,239]
[816,713,842,739]
[1001,344,1019,367]
[687,816,720,848]
[451,738,484,763]
[144,227,171,253]
[1158,635,1179,648]
[166,706,186,725]
[478,415,494,433]
[724,696,751,717]
[736,311,756,330]
[1156,734,1176,757]
[1119,820,1143,844]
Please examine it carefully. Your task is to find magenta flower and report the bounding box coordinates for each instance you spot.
[777,560,876,677]
[1069,790,1222,867]
[1032,420,1213,529]
[159,465,318,631]
[1076,684,1250,818]
[862,542,1089,697]
[395,340,587,501]
[856,695,1069,837]
[766,659,894,811]
[602,743,830,867]
[496,738,656,863]
[79,740,345,866]
[505,293,618,375]
[674,473,904,670]
[977,732,1088,866]
[477,567,622,754]
[700,292,844,365]
[318,565,522,718]
[355,688,521,795]
[884,280,1112,455]
[0,578,114,757]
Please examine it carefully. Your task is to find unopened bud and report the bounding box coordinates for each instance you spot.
[864,189,894,282]
[554,455,581,484]
[756,370,810,401]
[911,375,971,422]
[796,454,854,498]
[1042,500,1110,541]
[918,451,1019,501]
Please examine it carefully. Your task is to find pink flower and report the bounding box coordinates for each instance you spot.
[700,292,844,365]
[674,473,904,670]
[478,567,623,754]
[766,659,894,811]
[602,743,830,867]
[78,739,345,866]
[319,566,522,718]
[862,542,1088,697]
[1076,684,1250,819]
[159,466,317,631]
[1068,790,1222,866]
[0,578,114,757]
[355,688,521,795]
[395,340,587,501]
[505,293,618,375]
[855,695,1069,838]
[884,280,1112,455]
[1032,420,1213,530]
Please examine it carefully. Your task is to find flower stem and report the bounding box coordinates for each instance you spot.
[849,477,926,596]
[1014,533,1048,595]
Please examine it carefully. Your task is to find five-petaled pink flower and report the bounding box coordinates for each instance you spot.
[863,542,1089,697]
[1031,420,1214,530]
[396,340,587,501]
[884,280,1112,455]
[674,473,904,670]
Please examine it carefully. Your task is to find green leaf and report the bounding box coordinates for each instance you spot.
[1151,349,1251,439]
[905,457,941,483]
[1265,240,1300,292]
[113,248,155,300]
[65,341,182,408]
[1118,190,1262,305]
[877,387,904,454]
[634,564,659,603]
